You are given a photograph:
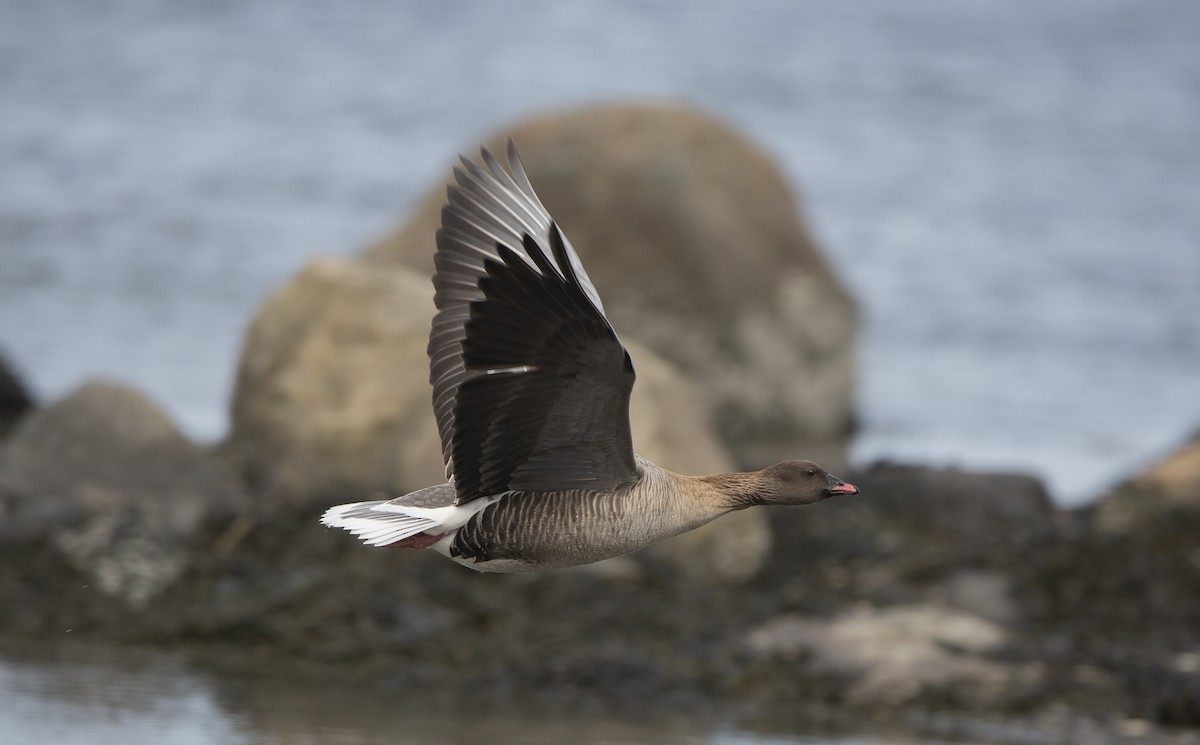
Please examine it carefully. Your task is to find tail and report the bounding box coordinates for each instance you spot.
[320,501,440,547]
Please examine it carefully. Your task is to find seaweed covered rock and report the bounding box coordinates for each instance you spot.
[1011,444,1200,728]
[749,462,1058,612]
[0,380,247,616]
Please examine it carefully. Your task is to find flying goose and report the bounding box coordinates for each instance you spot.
[321,141,858,572]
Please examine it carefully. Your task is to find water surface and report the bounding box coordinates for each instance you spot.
[2,0,1197,504]
[0,641,957,745]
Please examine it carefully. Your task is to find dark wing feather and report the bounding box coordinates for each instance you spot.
[429,142,609,477]
[429,143,637,503]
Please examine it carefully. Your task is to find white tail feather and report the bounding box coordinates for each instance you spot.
[320,501,439,547]
[322,494,499,548]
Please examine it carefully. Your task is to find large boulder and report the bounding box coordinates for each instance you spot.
[1094,432,1200,531]
[226,258,445,505]
[363,103,858,468]
[0,380,247,611]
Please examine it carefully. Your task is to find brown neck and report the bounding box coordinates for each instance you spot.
[695,471,766,510]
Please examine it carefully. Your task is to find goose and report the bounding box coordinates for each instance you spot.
[321,141,858,572]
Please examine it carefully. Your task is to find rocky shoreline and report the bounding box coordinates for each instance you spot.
[2,105,1197,737]
[3,403,1197,732]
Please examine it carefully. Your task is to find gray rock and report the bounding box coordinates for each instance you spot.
[0,380,247,607]
[226,257,445,505]
[746,604,1033,708]
[924,569,1017,626]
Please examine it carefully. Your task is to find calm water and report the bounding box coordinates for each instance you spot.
[2,0,1198,504]
[0,641,958,745]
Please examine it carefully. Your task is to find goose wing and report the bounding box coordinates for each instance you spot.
[430,141,638,504]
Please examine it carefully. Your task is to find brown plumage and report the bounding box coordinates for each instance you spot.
[321,142,857,573]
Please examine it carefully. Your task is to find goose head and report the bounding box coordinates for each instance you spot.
[754,460,859,505]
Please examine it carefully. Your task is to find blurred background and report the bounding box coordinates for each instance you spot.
[2,0,1196,506]
[3,1,1200,744]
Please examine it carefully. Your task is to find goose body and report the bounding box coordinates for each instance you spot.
[321,142,857,573]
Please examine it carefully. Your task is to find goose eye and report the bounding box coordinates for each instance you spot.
[806,467,817,477]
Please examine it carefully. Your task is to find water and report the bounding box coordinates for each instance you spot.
[2,0,1198,505]
[0,641,951,745]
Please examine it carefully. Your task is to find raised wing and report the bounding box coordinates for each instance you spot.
[429,142,638,503]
